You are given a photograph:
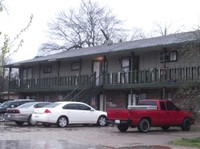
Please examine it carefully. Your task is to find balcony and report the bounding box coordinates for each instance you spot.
[9,66,200,92]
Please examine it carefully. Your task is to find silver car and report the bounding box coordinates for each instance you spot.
[4,102,51,126]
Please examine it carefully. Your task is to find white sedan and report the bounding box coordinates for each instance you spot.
[4,102,50,126]
[32,101,107,127]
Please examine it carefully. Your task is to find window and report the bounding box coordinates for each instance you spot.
[63,104,79,110]
[34,103,50,108]
[121,57,130,72]
[71,61,80,71]
[79,104,91,110]
[138,101,157,106]
[43,65,52,73]
[160,102,166,110]
[166,102,177,111]
[160,50,178,62]
[22,68,32,80]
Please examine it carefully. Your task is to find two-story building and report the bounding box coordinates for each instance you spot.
[5,30,200,111]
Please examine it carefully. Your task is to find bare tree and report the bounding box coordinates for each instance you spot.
[0,0,33,92]
[130,27,149,40]
[0,0,6,12]
[39,0,126,55]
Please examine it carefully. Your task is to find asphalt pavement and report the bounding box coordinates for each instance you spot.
[0,122,199,149]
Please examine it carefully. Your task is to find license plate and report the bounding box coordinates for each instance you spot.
[115,120,120,124]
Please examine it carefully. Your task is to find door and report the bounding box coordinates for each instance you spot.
[62,103,83,124]
[78,104,97,123]
[160,101,180,126]
[22,68,32,88]
[121,58,130,83]
[165,101,181,125]
[93,61,101,86]
[128,94,136,107]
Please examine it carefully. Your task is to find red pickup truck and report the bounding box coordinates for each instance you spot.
[107,99,194,133]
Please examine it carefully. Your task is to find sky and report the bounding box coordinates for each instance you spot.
[1,0,200,63]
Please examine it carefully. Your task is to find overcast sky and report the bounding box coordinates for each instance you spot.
[1,0,200,63]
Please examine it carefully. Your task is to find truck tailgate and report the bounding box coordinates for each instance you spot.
[107,108,130,120]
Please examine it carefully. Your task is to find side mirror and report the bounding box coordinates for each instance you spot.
[176,107,180,111]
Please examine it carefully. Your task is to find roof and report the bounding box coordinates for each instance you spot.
[6,30,200,67]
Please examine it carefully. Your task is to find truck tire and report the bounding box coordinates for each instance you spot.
[181,118,191,131]
[138,118,150,133]
[117,124,129,132]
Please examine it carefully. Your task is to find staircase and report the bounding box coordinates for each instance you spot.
[63,73,104,102]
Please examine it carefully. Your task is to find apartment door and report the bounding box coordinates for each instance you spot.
[93,61,101,86]
[121,57,130,83]
[128,94,136,107]
[22,68,32,88]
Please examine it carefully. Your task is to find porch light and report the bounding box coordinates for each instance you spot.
[95,56,104,61]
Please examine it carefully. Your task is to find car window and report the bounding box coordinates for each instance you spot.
[78,104,91,110]
[138,101,157,106]
[10,102,22,108]
[160,102,166,110]
[63,104,79,110]
[44,103,60,108]
[166,102,177,111]
[0,101,11,108]
[18,102,36,108]
[34,103,50,108]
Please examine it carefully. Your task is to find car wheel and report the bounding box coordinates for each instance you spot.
[0,114,5,122]
[117,124,129,132]
[161,126,170,131]
[181,118,191,131]
[138,118,150,133]
[15,121,24,126]
[28,115,37,126]
[97,116,107,126]
[57,116,68,128]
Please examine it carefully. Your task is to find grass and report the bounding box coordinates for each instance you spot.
[170,137,200,148]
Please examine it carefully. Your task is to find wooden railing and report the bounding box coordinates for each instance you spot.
[9,66,200,91]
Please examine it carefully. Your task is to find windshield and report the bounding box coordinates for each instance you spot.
[17,102,36,108]
[0,101,12,108]
[43,103,60,108]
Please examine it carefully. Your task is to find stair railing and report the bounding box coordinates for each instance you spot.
[63,72,103,101]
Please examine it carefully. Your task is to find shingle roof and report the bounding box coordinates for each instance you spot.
[6,30,200,67]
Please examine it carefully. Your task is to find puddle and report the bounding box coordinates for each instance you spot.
[0,140,171,149]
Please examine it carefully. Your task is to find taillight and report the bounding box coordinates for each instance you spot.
[7,109,20,113]
[44,109,51,113]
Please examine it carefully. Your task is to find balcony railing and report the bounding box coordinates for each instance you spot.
[104,67,200,85]
[9,66,200,91]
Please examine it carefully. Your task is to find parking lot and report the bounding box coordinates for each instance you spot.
[0,122,199,149]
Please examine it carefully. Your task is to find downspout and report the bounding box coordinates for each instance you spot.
[7,67,11,100]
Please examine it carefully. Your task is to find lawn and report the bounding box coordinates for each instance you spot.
[170,137,200,148]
